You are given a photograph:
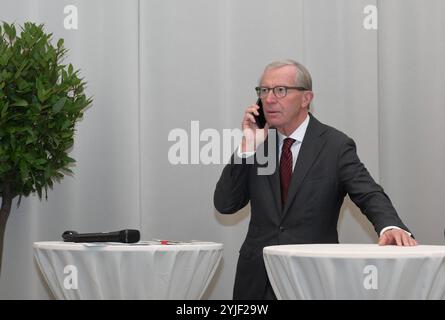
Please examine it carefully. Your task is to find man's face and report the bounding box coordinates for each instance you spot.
[260,65,311,135]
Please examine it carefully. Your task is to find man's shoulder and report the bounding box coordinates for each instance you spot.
[309,113,352,143]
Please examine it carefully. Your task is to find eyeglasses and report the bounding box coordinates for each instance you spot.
[255,86,308,99]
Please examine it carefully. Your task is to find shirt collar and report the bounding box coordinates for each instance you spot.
[278,114,310,145]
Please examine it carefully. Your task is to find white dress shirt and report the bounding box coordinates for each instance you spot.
[277,114,310,172]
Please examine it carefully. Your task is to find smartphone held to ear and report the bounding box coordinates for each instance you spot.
[254,98,267,129]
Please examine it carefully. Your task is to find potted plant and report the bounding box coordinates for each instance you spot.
[0,22,92,273]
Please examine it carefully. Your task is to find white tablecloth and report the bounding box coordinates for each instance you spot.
[263,244,445,300]
[33,241,223,300]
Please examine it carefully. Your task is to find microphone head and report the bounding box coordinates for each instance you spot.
[119,229,140,243]
[62,230,78,241]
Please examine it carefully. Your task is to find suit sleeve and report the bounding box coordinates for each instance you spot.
[337,137,412,235]
[213,153,251,214]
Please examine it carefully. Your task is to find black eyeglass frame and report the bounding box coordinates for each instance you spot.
[255,86,309,98]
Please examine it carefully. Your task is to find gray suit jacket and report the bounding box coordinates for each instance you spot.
[214,113,411,299]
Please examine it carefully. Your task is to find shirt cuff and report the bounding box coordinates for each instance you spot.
[380,226,412,237]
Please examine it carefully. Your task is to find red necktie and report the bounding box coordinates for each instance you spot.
[280,138,296,207]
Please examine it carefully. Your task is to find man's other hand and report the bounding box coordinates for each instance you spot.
[378,229,418,246]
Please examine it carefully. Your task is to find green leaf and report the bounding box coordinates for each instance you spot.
[65,139,74,149]
[64,156,76,163]
[52,97,66,113]
[44,166,52,180]
[11,100,28,107]
[3,23,16,41]
[61,119,71,130]
[1,102,9,118]
[36,78,45,102]
[36,187,42,199]
[34,159,47,165]
[62,167,74,174]
[25,136,35,145]
[19,159,29,183]
[14,60,28,80]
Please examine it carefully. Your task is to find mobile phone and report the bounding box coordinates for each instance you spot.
[254,98,267,129]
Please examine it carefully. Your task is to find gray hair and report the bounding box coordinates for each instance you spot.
[261,59,312,91]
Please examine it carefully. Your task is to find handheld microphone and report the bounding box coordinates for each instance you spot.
[62,229,140,243]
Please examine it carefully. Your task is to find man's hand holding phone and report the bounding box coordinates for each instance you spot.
[241,100,269,153]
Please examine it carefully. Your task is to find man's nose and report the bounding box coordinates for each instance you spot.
[265,90,277,104]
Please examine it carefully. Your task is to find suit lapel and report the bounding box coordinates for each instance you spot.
[282,114,327,217]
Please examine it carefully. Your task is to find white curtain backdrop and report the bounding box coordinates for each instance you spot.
[1,0,444,299]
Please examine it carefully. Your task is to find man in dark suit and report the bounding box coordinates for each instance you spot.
[213,59,417,300]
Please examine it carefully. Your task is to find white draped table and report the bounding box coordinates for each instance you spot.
[263,244,445,300]
[33,241,223,300]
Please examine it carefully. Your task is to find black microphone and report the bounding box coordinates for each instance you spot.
[62,229,140,243]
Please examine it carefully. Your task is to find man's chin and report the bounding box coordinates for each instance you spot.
[265,120,281,128]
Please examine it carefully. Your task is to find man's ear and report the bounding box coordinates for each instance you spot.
[302,91,314,108]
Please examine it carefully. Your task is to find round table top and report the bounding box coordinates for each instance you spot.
[33,241,223,300]
[263,243,445,258]
[33,241,223,252]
